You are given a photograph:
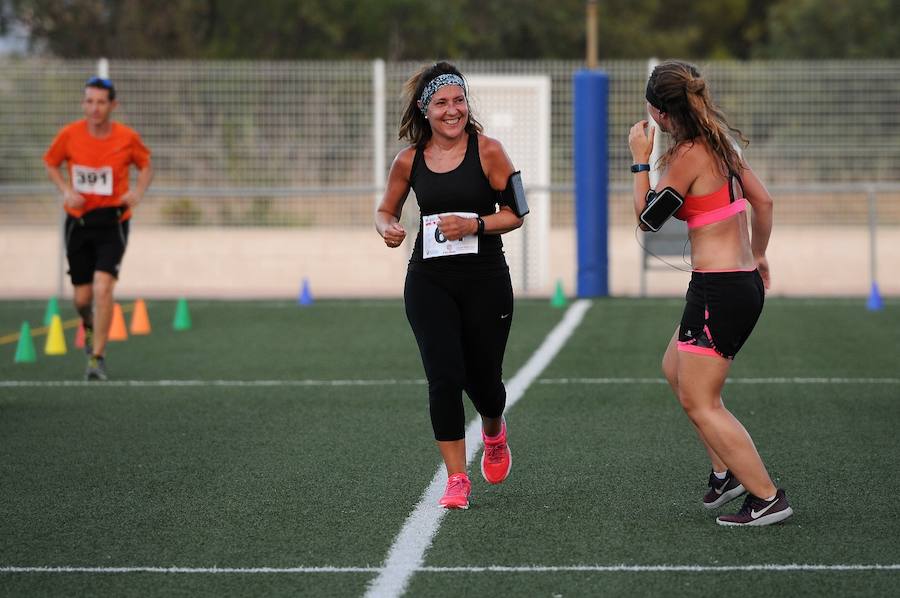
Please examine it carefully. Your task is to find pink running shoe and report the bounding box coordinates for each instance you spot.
[439,473,471,510]
[481,422,512,484]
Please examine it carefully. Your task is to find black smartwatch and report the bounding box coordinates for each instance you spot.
[475,216,485,236]
[631,163,651,173]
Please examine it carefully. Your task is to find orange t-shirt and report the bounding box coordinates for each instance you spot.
[44,120,151,220]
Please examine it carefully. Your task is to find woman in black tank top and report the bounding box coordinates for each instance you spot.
[375,62,526,510]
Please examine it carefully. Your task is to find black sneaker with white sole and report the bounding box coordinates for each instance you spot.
[716,488,793,526]
[703,470,746,509]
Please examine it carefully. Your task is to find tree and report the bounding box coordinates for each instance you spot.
[761,0,900,58]
[10,0,209,58]
[8,0,900,60]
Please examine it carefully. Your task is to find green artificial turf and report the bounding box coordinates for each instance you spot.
[1,298,898,597]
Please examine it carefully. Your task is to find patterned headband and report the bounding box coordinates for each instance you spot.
[419,74,466,114]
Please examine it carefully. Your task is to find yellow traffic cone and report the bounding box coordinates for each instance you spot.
[45,314,67,355]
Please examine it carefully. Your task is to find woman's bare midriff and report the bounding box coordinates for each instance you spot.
[688,211,756,271]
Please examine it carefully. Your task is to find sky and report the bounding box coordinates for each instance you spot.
[0,19,27,55]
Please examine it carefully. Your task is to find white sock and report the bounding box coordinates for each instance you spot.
[764,494,777,502]
[713,470,727,480]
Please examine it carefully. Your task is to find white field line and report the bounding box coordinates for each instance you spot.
[425,564,900,572]
[0,379,426,388]
[176,301,407,309]
[0,566,377,574]
[1,564,898,575]
[538,377,900,385]
[5,297,895,309]
[363,299,594,598]
[3,377,898,389]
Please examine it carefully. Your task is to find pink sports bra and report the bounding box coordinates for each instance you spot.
[676,175,746,229]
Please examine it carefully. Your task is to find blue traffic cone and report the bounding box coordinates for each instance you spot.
[298,278,314,306]
[867,281,883,311]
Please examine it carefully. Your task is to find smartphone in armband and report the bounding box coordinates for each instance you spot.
[639,187,684,232]
[502,171,530,218]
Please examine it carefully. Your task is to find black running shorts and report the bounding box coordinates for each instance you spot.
[64,208,130,285]
[677,269,765,360]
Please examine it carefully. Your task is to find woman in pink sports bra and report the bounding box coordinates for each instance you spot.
[628,60,793,527]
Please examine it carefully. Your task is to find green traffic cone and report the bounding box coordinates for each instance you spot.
[551,280,567,308]
[43,296,60,326]
[14,322,37,363]
[173,298,192,331]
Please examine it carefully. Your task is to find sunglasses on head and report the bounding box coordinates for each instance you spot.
[85,76,114,89]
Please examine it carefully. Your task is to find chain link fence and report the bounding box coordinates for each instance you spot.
[2,58,899,228]
[2,58,899,298]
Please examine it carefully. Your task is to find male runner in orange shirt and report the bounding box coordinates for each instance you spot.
[44,77,153,381]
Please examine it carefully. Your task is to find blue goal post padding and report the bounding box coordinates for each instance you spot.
[573,69,609,297]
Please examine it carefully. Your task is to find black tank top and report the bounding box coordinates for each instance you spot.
[408,133,508,276]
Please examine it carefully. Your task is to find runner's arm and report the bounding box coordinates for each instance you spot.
[122,163,154,209]
[477,135,523,235]
[376,148,413,247]
[44,162,84,210]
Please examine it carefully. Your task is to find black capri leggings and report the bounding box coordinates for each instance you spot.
[404,268,514,441]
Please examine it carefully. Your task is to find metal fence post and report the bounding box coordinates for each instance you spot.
[640,58,661,298]
[866,186,883,310]
[869,187,877,288]
[373,59,386,207]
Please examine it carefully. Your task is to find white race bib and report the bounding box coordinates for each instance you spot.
[72,164,113,196]
[422,212,479,259]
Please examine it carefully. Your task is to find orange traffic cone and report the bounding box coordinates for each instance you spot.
[130,299,151,335]
[108,303,128,341]
[74,320,86,348]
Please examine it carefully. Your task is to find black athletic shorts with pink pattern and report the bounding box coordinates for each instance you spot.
[677,269,765,360]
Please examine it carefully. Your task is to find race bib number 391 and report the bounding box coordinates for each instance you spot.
[422,212,479,259]
[72,164,113,196]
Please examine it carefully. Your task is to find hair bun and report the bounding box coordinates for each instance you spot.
[687,78,706,94]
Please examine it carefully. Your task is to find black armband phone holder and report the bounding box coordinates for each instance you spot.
[639,187,684,232]
[500,171,530,218]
